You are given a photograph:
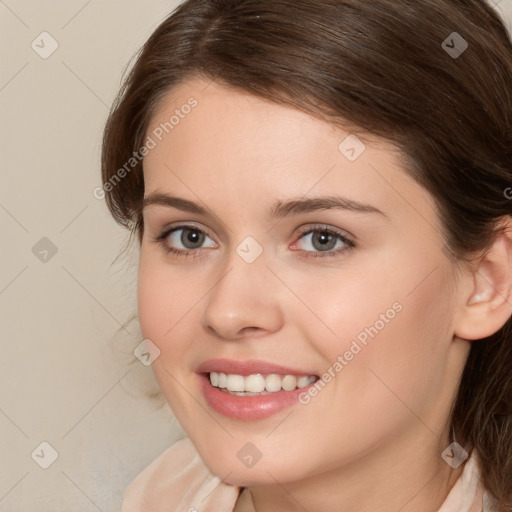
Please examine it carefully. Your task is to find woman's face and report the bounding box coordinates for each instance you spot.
[138,78,469,486]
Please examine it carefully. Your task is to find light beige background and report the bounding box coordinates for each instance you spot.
[1,1,511,511]
[0,2,185,511]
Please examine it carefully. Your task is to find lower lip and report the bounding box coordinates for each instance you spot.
[198,373,318,421]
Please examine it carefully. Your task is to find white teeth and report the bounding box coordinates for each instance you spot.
[208,372,317,394]
[226,374,245,392]
[282,375,297,391]
[297,376,313,388]
[245,374,266,393]
[210,372,219,387]
[265,374,282,392]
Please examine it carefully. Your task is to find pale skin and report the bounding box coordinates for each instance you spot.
[137,77,512,512]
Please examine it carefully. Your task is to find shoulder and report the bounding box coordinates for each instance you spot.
[470,450,499,512]
[121,437,241,512]
[437,448,498,512]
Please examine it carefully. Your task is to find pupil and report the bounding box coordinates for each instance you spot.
[184,229,203,248]
[314,231,335,251]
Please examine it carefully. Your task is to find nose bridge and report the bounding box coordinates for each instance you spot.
[200,235,282,339]
[217,232,269,292]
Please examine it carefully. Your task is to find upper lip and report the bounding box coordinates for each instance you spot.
[196,358,318,377]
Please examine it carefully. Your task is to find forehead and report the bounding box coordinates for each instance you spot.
[144,78,350,168]
[142,78,435,224]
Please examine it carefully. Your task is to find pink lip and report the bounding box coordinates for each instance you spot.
[196,358,317,376]
[196,359,319,421]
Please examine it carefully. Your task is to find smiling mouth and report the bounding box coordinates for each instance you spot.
[207,371,319,396]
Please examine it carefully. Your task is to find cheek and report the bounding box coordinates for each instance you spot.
[284,264,405,363]
[312,252,451,357]
[294,253,453,407]
[136,250,199,345]
[136,254,198,412]
[137,260,169,341]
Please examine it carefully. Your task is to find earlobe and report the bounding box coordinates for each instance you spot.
[454,219,512,341]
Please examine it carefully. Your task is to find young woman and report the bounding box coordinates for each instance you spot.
[100,1,512,510]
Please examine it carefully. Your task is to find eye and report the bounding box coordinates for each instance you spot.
[152,224,216,258]
[151,223,355,260]
[292,224,355,258]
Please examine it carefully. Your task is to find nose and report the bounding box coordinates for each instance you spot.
[200,249,284,341]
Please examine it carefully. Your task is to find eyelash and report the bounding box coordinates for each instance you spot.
[151,223,356,260]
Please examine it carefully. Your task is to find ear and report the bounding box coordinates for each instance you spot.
[454,217,512,341]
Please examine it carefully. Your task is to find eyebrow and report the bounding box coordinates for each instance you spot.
[142,192,387,220]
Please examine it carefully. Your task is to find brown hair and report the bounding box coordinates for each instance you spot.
[101,1,512,508]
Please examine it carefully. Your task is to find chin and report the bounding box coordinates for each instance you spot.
[199,451,306,487]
